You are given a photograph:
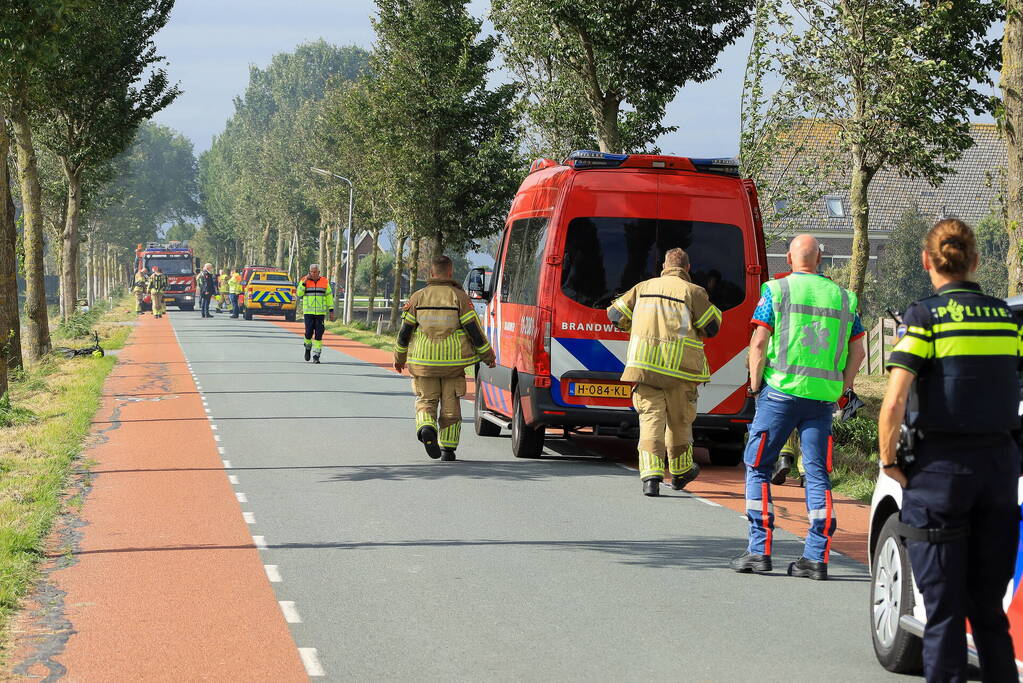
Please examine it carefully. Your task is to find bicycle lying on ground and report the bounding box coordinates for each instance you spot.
[54,331,105,359]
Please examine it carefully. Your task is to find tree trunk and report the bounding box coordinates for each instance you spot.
[318,224,326,269]
[60,164,83,321]
[275,227,285,267]
[0,109,23,372]
[389,232,406,330]
[593,96,622,153]
[432,231,444,259]
[9,99,51,359]
[367,227,380,324]
[333,219,343,317]
[409,237,421,293]
[259,221,272,263]
[847,146,873,299]
[1002,4,1023,296]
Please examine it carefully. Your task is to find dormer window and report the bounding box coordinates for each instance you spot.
[825,197,845,218]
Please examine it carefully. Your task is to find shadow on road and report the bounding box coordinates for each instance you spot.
[322,459,627,483]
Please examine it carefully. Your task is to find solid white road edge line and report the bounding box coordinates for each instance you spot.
[298,648,325,677]
[279,601,302,624]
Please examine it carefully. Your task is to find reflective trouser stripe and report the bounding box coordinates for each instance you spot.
[763,483,773,556]
[638,450,665,480]
[439,422,460,449]
[667,444,693,476]
[415,412,437,431]
[304,340,312,348]
[745,483,775,556]
[313,339,322,353]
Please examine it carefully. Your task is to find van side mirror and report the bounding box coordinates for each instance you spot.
[467,267,489,300]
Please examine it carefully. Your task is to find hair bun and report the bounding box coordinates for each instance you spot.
[940,237,965,251]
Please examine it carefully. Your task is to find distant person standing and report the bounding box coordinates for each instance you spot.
[148,266,168,319]
[296,264,334,363]
[132,266,149,315]
[393,255,495,461]
[197,263,217,318]
[228,268,243,319]
[216,269,229,313]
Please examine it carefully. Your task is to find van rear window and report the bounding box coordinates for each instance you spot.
[560,217,746,310]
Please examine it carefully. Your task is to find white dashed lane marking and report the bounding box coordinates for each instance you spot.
[229,475,239,485]
[243,512,255,524]
[253,535,267,549]
[264,565,282,583]
[279,601,302,624]
[236,492,248,503]
[299,648,325,677]
[222,459,231,468]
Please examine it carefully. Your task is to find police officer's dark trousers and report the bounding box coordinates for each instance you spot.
[901,433,1020,683]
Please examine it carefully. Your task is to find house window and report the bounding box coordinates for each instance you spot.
[825,197,845,218]
[773,199,789,214]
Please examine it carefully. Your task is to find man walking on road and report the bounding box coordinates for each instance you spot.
[228,268,243,319]
[607,248,721,497]
[148,266,168,318]
[393,255,495,461]
[732,234,866,580]
[132,266,149,315]
[296,264,334,363]
[197,263,217,318]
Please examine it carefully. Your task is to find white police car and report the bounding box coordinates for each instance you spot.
[868,295,1023,674]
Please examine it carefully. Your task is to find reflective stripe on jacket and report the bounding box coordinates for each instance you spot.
[148,273,168,292]
[395,278,495,377]
[297,276,333,315]
[228,274,242,294]
[133,273,148,293]
[609,267,720,386]
[762,274,858,402]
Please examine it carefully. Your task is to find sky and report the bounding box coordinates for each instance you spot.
[151,0,753,158]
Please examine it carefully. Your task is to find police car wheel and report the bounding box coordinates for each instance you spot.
[474,381,501,437]
[871,514,923,673]
[511,389,544,458]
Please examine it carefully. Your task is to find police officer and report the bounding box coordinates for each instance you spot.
[393,255,495,461]
[607,248,721,497]
[132,266,149,315]
[228,267,243,318]
[879,219,1021,682]
[148,266,168,318]
[732,234,866,579]
[296,264,334,363]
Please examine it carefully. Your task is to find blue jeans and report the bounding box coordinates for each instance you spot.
[743,385,836,562]
[199,293,212,316]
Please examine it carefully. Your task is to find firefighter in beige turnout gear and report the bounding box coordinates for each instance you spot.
[608,248,722,497]
[394,255,496,461]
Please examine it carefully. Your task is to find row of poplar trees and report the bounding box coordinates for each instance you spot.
[0,0,185,398]
[201,0,1023,327]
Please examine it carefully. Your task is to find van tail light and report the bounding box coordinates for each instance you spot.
[534,310,553,388]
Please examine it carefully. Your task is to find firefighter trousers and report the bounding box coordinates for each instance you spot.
[151,292,165,316]
[412,375,466,450]
[135,291,145,313]
[632,381,698,481]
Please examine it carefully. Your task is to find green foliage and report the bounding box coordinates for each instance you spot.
[492,0,752,155]
[55,308,99,340]
[975,213,1010,298]
[873,209,932,317]
[355,251,394,292]
[833,417,879,458]
[164,221,197,243]
[0,391,35,427]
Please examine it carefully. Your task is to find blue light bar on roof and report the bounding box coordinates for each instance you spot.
[567,150,630,168]
[690,157,741,177]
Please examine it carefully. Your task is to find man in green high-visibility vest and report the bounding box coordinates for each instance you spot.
[731,234,866,581]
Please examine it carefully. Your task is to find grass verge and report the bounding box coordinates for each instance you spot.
[830,373,886,502]
[0,296,133,660]
[324,320,397,352]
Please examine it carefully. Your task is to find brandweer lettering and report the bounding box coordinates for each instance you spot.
[561,322,618,332]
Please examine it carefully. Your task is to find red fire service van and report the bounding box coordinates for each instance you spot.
[469,150,768,462]
[135,242,199,311]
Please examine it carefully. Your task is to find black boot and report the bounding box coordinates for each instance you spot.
[788,557,828,581]
[671,463,701,490]
[417,426,442,459]
[772,454,793,485]
[440,448,456,461]
[642,478,661,497]
[312,354,320,364]
[304,346,311,362]
[731,551,772,573]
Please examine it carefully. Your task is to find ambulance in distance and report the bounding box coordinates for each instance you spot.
[468,150,768,461]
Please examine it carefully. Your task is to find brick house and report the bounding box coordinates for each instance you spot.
[759,122,1005,276]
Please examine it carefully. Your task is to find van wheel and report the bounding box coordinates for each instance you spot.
[709,443,743,466]
[871,514,923,673]
[511,389,544,458]
[284,311,296,322]
[474,382,502,437]
[243,310,253,321]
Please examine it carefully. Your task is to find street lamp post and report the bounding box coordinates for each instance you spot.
[310,168,355,324]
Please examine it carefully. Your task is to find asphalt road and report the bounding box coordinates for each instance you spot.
[170,311,900,682]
